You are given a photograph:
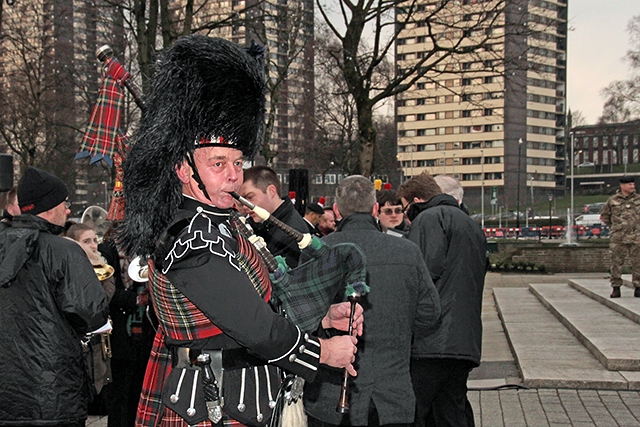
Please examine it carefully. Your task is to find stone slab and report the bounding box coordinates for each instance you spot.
[530,283,640,371]
[494,287,631,390]
[569,278,640,324]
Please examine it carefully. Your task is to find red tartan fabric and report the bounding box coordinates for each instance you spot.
[136,226,272,427]
[105,56,131,83]
[78,67,127,165]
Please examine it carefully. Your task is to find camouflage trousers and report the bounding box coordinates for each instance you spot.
[610,242,640,288]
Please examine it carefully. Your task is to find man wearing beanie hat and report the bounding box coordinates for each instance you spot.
[0,166,109,426]
[601,176,640,298]
[119,36,360,427]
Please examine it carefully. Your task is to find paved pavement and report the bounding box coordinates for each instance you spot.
[468,272,640,426]
[89,272,640,426]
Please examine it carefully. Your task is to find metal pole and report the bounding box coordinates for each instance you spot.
[101,181,108,209]
[516,138,523,237]
[548,194,553,239]
[443,151,446,175]
[481,150,485,229]
[569,132,575,244]
[410,144,414,179]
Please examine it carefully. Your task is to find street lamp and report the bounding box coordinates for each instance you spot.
[481,149,485,229]
[548,193,553,239]
[410,143,414,178]
[516,138,523,237]
[452,153,456,176]
[569,132,575,244]
[322,161,335,200]
[101,181,108,209]
[443,151,446,175]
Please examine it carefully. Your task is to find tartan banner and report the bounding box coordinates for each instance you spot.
[76,57,130,167]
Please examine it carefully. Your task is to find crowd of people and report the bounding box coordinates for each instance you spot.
[0,34,502,427]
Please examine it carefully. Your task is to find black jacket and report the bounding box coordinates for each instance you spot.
[304,213,441,425]
[406,194,487,365]
[248,198,308,268]
[0,215,109,426]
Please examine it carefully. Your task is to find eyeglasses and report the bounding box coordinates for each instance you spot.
[380,207,403,216]
[402,201,414,213]
[64,200,72,209]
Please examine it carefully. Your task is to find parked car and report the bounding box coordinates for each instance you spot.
[582,202,605,214]
[575,214,604,226]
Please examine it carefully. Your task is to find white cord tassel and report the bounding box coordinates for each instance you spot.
[186,370,199,417]
[170,369,187,403]
[254,367,263,422]
[265,366,276,409]
[237,368,246,412]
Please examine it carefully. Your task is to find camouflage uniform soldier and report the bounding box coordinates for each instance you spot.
[601,176,640,298]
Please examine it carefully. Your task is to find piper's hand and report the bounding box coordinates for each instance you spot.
[322,302,364,336]
[319,335,358,377]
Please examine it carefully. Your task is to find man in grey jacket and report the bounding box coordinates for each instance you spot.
[399,173,487,427]
[305,175,441,427]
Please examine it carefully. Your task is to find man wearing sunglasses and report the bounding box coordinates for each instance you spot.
[398,172,487,427]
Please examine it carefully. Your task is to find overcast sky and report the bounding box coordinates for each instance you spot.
[568,0,639,124]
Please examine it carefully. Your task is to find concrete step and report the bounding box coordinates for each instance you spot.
[529,283,640,372]
[493,287,640,390]
[568,278,640,325]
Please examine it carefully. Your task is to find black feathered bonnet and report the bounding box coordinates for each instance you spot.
[119,35,265,257]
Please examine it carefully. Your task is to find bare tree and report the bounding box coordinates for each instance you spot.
[247,1,313,165]
[599,15,640,124]
[310,25,360,174]
[0,0,87,189]
[110,0,265,90]
[315,0,541,176]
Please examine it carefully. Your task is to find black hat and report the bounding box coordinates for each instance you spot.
[120,35,266,257]
[18,167,68,215]
[306,203,324,214]
[619,176,635,184]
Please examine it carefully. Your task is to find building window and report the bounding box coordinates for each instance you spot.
[484,76,494,84]
[462,110,471,118]
[325,174,336,184]
[462,78,472,86]
[484,108,493,116]
[462,173,482,181]
[463,141,483,149]
[484,125,493,132]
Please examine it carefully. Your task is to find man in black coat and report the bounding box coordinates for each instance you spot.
[305,175,442,427]
[239,165,308,268]
[0,167,109,426]
[398,173,487,427]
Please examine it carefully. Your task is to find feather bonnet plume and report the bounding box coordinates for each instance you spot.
[119,35,265,257]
